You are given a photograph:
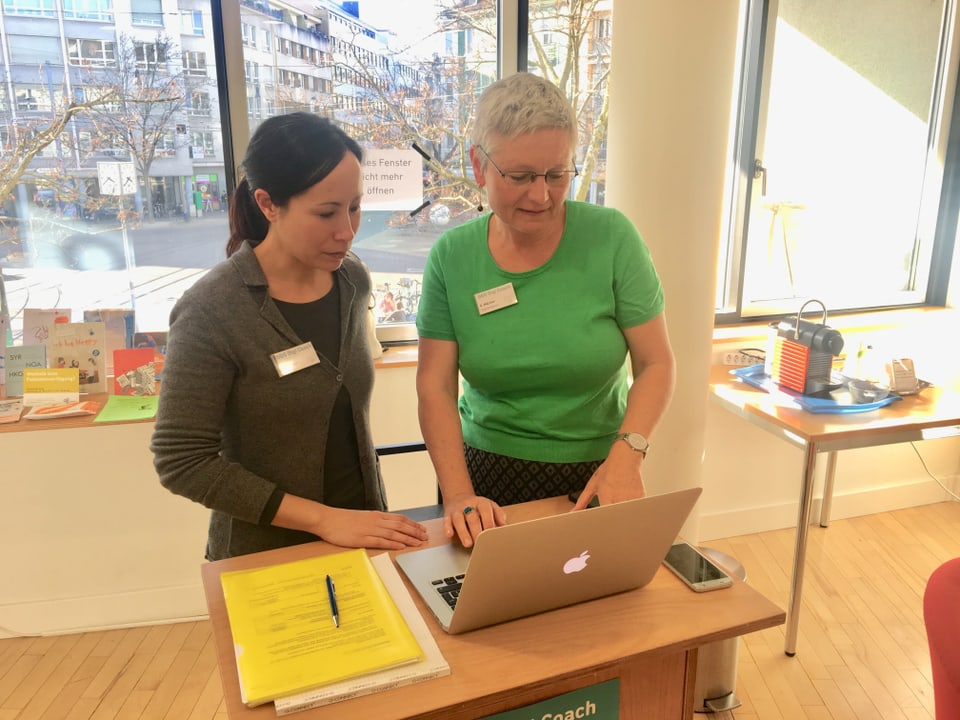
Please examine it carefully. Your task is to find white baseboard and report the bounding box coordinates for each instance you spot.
[0,583,209,638]
[698,477,956,541]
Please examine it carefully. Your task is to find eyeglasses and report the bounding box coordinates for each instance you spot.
[477,146,579,187]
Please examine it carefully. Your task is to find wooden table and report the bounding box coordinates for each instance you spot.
[202,496,785,719]
[709,364,960,656]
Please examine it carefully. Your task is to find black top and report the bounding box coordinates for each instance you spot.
[265,278,365,522]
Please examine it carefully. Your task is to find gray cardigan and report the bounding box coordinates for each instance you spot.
[151,243,386,560]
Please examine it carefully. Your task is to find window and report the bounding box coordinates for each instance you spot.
[1,2,228,342]
[180,10,203,36]
[182,50,207,76]
[189,91,211,116]
[15,88,42,112]
[528,0,612,207]
[2,0,55,16]
[155,131,177,157]
[719,0,956,319]
[7,34,61,65]
[67,38,117,67]
[0,0,613,343]
[131,0,163,26]
[241,23,256,47]
[62,0,113,22]
[135,41,167,69]
[189,130,215,157]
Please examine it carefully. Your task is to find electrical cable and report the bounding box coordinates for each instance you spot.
[911,442,960,502]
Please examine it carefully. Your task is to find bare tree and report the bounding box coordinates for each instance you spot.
[0,83,115,335]
[336,44,487,222]
[0,90,116,204]
[437,0,612,203]
[88,33,207,221]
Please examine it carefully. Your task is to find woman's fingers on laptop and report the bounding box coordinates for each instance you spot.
[446,496,504,548]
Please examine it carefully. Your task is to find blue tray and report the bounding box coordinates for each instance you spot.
[732,365,902,414]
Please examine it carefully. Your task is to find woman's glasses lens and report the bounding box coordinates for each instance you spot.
[503,171,575,186]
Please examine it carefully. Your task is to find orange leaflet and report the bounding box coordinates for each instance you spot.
[32,401,98,416]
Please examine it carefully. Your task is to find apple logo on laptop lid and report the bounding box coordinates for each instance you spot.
[563,550,590,574]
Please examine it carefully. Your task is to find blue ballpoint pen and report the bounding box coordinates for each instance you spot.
[325,574,340,628]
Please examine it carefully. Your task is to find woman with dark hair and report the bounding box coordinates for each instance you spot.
[152,113,427,560]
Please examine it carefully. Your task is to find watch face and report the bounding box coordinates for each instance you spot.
[622,433,649,452]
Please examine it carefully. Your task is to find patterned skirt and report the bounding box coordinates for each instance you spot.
[464,445,604,506]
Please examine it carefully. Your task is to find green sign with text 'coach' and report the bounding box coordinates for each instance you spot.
[479,679,619,720]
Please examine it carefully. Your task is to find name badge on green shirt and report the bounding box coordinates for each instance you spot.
[474,282,518,315]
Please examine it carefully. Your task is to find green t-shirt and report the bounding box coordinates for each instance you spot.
[416,201,665,463]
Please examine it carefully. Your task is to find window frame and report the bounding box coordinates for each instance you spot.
[717,0,959,323]
[1,0,56,16]
[131,0,163,26]
[67,37,117,67]
[61,0,114,22]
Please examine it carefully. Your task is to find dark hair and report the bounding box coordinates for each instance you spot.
[226,113,363,256]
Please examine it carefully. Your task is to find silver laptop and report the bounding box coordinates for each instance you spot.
[394,487,702,634]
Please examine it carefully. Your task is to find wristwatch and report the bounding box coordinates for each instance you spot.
[614,432,650,456]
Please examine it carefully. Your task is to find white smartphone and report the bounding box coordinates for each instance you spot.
[663,541,733,592]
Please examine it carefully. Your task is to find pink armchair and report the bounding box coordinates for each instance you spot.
[924,557,960,719]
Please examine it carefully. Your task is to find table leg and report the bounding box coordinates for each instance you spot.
[819,451,838,527]
[785,442,818,656]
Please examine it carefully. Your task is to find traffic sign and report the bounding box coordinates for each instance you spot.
[97,162,137,196]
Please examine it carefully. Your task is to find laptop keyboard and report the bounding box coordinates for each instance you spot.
[431,574,465,608]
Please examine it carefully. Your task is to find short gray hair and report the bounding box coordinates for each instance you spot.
[470,73,577,160]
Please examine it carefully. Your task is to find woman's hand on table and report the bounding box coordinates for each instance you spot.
[315,507,429,550]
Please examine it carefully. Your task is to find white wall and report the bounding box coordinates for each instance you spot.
[607,2,741,540]
[0,423,210,638]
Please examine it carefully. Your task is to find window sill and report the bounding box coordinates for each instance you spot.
[713,306,959,383]
[713,306,957,343]
[374,306,959,371]
[374,343,420,369]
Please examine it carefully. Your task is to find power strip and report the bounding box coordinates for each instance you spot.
[724,352,758,366]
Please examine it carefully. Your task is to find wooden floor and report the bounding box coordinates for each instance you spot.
[1,501,957,720]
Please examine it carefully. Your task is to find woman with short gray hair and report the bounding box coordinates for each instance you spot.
[417,72,676,549]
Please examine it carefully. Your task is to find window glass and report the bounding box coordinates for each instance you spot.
[62,0,113,22]
[238,0,613,328]
[1,0,612,350]
[131,0,163,26]
[2,0,56,17]
[721,0,952,318]
[527,0,613,207]
[180,10,203,36]
[67,38,118,67]
[0,0,228,343]
[240,0,499,328]
[7,34,61,65]
[182,49,207,75]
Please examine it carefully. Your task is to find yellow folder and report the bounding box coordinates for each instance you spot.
[220,548,424,707]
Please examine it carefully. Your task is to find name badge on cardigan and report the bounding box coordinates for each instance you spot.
[474,282,518,315]
[271,342,321,377]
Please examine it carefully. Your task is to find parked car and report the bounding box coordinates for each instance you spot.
[0,215,127,271]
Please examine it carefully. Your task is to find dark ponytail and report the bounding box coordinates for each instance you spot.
[226,178,269,257]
